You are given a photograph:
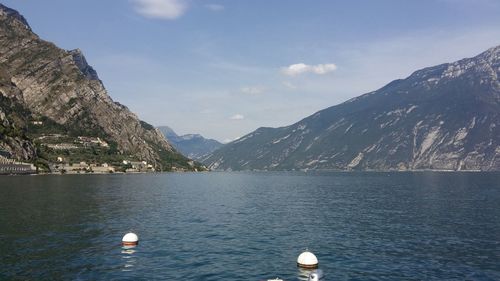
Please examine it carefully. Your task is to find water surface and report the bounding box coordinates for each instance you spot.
[1,172,499,280]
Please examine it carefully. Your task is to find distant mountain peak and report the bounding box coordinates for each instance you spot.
[408,46,497,83]
[158,126,223,160]
[181,134,202,140]
[481,44,500,58]
[69,49,100,81]
[0,4,31,30]
[157,126,179,139]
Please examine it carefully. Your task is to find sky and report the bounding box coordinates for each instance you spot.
[3,0,500,142]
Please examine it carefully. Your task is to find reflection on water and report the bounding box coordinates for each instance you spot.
[121,246,137,272]
[297,267,312,280]
[297,267,320,281]
[307,269,324,281]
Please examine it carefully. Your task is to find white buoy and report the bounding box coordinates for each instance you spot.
[122,232,139,246]
[297,250,318,269]
[308,269,324,281]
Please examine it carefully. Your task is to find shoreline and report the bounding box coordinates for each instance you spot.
[1,169,498,176]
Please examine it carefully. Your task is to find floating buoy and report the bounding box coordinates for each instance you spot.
[308,269,324,281]
[297,250,318,269]
[122,232,139,246]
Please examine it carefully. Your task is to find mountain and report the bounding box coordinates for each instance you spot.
[0,4,200,171]
[203,45,500,171]
[0,92,36,161]
[158,126,178,140]
[158,126,223,160]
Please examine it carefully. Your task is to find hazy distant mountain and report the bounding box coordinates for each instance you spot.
[203,45,500,171]
[0,4,199,171]
[158,126,223,160]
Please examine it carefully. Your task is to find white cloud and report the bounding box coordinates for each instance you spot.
[241,86,263,95]
[133,0,187,20]
[205,4,224,11]
[281,63,337,76]
[229,114,244,120]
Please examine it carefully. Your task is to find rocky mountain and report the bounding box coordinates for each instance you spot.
[0,92,36,161]
[158,126,178,140]
[0,4,199,171]
[158,126,223,160]
[203,45,500,171]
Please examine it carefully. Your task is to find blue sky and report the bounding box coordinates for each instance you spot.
[3,0,500,142]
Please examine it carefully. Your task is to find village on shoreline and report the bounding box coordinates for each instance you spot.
[0,150,197,175]
[0,154,163,175]
[0,130,199,175]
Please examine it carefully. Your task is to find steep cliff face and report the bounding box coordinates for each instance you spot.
[0,4,193,170]
[204,45,500,171]
[0,94,36,162]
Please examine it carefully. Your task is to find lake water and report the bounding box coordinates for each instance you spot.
[1,172,499,280]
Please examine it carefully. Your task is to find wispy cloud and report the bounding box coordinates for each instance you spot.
[205,4,224,11]
[133,0,187,20]
[229,114,245,120]
[281,63,337,76]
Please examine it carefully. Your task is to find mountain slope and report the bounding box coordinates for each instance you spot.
[0,93,36,161]
[0,4,197,171]
[158,126,223,160]
[203,45,500,171]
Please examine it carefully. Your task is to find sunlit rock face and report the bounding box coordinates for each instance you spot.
[204,46,500,171]
[0,4,194,170]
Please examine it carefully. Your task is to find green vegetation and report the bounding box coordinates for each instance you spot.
[26,116,66,136]
[146,139,205,171]
[0,95,30,140]
[1,90,205,173]
[33,142,51,172]
[0,123,24,138]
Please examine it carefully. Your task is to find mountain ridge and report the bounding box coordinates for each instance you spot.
[0,4,199,171]
[158,126,223,160]
[203,45,500,171]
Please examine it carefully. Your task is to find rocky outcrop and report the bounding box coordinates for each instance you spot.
[69,49,100,81]
[0,4,194,170]
[203,45,500,171]
[0,4,30,30]
[0,95,36,162]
